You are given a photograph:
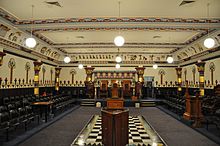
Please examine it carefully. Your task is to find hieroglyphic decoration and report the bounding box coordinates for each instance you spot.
[8,31,21,42]
[70,69,77,84]
[158,69,166,85]
[192,66,196,84]
[0,24,10,37]
[42,66,46,84]
[8,58,16,84]
[184,68,187,82]
[25,62,31,84]
[209,62,215,85]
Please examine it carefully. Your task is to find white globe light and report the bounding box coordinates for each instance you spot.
[115,64,120,69]
[115,56,122,63]
[64,56,71,63]
[167,56,174,63]
[114,36,125,46]
[204,38,215,48]
[25,37,36,48]
[153,64,158,69]
[78,64,83,69]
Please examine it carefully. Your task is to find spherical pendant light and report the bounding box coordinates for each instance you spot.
[114,36,125,46]
[78,64,83,69]
[204,38,215,48]
[115,64,120,69]
[115,56,122,63]
[25,37,36,48]
[64,56,71,63]
[153,64,158,69]
[167,56,174,63]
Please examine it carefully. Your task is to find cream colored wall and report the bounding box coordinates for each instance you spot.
[144,67,176,84]
[182,58,220,85]
[0,53,55,84]
[60,67,86,83]
[59,66,177,85]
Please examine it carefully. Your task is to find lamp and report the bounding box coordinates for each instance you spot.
[25,5,37,48]
[115,48,122,63]
[203,3,215,49]
[114,1,125,47]
[167,56,174,63]
[153,64,158,69]
[115,64,120,69]
[78,64,83,69]
[64,56,71,63]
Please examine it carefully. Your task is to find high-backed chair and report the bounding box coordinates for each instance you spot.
[112,83,119,98]
[99,80,108,98]
[122,80,132,98]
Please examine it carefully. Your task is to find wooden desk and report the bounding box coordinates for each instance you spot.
[107,98,124,109]
[32,101,53,122]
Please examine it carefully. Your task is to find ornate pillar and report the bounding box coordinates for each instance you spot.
[84,67,95,98]
[175,67,182,93]
[135,67,145,83]
[135,67,145,98]
[0,51,6,66]
[85,67,95,82]
[196,62,205,96]
[33,61,43,96]
[55,67,61,92]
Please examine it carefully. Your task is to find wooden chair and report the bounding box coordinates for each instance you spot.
[99,80,108,98]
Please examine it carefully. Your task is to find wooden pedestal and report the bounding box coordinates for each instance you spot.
[107,98,124,109]
[183,95,203,123]
[101,108,129,146]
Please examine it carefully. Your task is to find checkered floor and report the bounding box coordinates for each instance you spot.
[83,116,152,145]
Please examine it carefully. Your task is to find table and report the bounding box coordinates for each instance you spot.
[32,101,53,122]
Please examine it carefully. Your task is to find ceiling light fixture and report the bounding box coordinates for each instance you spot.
[115,48,122,63]
[167,56,174,63]
[115,64,120,69]
[64,56,71,63]
[153,64,158,69]
[114,1,125,47]
[78,64,84,69]
[203,3,215,49]
[25,5,37,48]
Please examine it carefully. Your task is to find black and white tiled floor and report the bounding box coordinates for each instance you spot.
[72,115,164,146]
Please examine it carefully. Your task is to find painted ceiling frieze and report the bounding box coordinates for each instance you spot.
[175,31,220,62]
[71,54,168,62]
[0,23,61,60]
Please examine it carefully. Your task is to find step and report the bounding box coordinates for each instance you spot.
[81,101,96,106]
[141,101,156,107]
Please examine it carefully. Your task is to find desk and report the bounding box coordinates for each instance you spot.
[32,101,53,122]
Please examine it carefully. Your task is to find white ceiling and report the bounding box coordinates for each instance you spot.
[1,0,220,19]
[0,0,220,59]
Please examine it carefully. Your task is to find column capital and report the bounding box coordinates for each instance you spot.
[196,61,206,73]
[33,61,43,72]
[55,67,62,76]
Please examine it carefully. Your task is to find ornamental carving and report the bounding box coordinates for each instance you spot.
[70,69,77,75]
[8,58,16,69]
[158,69,165,75]
[25,62,31,71]
[209,62,215,71]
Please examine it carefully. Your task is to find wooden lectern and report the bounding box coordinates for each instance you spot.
[101,108,129,146]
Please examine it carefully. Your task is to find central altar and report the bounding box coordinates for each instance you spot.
[101,108,129,146]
